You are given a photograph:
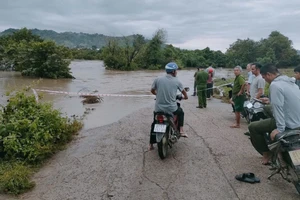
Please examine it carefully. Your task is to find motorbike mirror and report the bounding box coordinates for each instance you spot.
[184,87,190,92]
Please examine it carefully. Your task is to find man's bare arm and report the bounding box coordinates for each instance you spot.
[238,83,246,95]
[255,88,264,99]
[182,89,188,100]
[151,88,156,95]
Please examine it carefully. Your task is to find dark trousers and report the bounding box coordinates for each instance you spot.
[207,83,213,98]
[249,118,277,152]
[197,86,207,107]
[173,107,184,127]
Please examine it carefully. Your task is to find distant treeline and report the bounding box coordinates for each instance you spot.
[1,28,300,78]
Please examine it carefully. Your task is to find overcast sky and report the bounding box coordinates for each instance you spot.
[1,0,300,52]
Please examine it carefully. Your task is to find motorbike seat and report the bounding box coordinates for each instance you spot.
[275,129,300,141]
[154,111,174,118]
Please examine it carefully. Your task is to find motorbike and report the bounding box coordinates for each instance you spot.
[265,129,300,194]
[242,95,268,123]
[150,87,189,159]
[250,100,300,194]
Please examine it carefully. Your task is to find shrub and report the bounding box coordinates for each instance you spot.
[0,89,83,194]
[0,162,35,195]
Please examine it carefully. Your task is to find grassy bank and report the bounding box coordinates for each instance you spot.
[0,88,83,195]
[213,68,295,103]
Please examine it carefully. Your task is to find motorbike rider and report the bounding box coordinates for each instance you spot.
[249,64,300,165]
[243,63,266,136]
[149,62,188,150]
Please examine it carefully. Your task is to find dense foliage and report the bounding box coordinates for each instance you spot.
[0,28,73,78]
[1,28,300,72]
[0,89,83,194]
[100,29,300,70]
[226,31,300,67]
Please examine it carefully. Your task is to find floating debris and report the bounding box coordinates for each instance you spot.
[80,95,103,104]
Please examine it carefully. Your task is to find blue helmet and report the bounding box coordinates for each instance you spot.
[165,62,178,73]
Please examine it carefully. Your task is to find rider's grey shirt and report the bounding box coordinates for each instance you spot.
[270,75,300,133]
[152,74,183,113]
[250,74,265,98]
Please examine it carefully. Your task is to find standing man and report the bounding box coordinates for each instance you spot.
[206,65,215,77]
[206,69,214,100]
[250,63,265,99]
[192,67,200,96]
[246,63,254,95]
[294,66,300,89]
[230,66,246,128]
[195,68,209,108]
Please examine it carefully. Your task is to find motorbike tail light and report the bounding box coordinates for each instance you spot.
[156,115,166,123]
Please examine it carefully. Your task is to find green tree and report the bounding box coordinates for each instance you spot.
[8,27,43,43]
[0,29,73,78]
[101,39,126,69]
[124,34,146,69]
[144,29,167,68]
[16,41,73,78]
[225,38,258,67]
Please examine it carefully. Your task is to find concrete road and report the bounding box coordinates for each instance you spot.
[1,97,299,200]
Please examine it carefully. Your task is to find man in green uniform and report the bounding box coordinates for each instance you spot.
[230,66,246,128]
[195,68,209,108]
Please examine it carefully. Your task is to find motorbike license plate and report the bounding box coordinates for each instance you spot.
[154,124,167,133]
[289,149,300,166]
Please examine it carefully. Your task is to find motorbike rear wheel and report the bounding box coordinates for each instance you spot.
[157,128,169,159]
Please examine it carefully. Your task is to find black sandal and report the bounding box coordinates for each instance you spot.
[235,173,260,184]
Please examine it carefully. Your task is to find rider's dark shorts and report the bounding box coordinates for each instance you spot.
[233,95,245,112]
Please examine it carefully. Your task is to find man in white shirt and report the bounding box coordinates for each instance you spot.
[250,63,265,99]
[246,63,254,95]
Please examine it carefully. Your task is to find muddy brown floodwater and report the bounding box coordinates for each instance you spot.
[0,60,234,130]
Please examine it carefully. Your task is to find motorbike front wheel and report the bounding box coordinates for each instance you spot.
[243,109,251,124]
[157,128,169,159]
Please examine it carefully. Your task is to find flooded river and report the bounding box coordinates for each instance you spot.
[0,61,234,130]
